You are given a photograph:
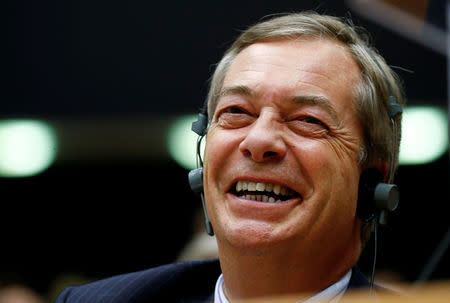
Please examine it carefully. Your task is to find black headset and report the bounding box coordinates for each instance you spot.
[356,53,402,226]
[188,104,214,236]
[188,53,402,240]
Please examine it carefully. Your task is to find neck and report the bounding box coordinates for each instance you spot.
[217,226,361,301]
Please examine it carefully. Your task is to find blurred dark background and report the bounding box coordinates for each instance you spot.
[2,0,448,301]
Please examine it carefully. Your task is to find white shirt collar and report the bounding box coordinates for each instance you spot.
[214,269,352,303]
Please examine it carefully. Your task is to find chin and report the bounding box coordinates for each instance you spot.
[217,219,296,256]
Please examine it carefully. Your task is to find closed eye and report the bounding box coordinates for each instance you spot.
[215,105,254,129]
[302,116,327,128]
[287,115,330,136]
[221,106,248,115]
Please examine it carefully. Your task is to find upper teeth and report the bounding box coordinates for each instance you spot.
[235,180,294,197]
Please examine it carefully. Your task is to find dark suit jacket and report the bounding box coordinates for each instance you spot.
[55,259,372,303]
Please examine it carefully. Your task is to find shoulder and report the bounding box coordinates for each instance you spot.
[55,259,221,303]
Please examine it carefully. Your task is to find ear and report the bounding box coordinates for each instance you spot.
[364,161,389,182]
[375,161,389,182]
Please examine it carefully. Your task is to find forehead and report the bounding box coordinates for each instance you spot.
[220,38,361,111]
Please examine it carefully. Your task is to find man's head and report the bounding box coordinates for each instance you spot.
[207,12,404,180]
[201,12,404,266]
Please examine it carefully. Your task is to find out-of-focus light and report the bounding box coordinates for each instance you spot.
[0,120,58,177]
[399,106,448,165]
[167,114,205,170]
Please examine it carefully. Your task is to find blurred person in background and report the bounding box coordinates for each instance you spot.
[176,209,219,262]
[0,283,43,303]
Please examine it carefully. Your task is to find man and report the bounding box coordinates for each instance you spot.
[55,11,404,303]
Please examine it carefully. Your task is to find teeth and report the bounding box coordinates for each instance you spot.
[256,182,265,191]
[237,181,243,192]
[243,194,283,203]
[273,184,281,195]
[235,180,296,201]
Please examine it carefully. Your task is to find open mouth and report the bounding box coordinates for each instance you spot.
[230,180,301,203]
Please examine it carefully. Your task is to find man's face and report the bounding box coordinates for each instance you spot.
[203,38,364,259]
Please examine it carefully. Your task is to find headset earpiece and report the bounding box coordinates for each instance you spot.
[357,52,402,227]
[188,104,215,236]
[188,168,204,194]
[373,182,399,225]
[191,112,208,136]
[188,167,214,236]
[357,168,400,226]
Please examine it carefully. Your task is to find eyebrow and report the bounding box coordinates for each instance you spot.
[219,85,253,99]
[219,85,339,122]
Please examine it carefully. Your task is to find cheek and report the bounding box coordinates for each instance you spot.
[203,128,242,189]
[205,130,231,168]
[290,140,333,177]
[290,138,360,197]
[295,140,360,227]
[308,140,361,216]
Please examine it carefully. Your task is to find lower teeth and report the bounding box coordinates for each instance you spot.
[243,194,282,203]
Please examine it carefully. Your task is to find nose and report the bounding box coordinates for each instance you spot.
[238,112,287,162]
